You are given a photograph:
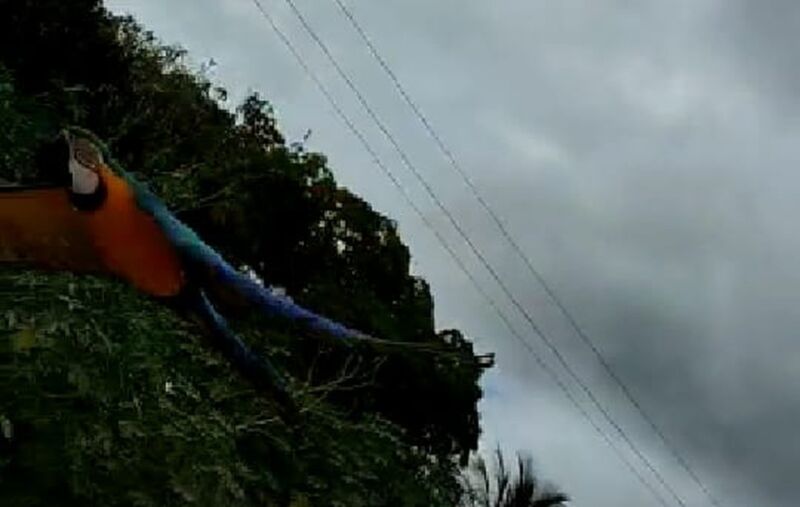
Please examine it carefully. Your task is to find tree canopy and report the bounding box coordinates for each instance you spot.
[0,1,490,505]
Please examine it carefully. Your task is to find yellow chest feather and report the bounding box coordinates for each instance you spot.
[86,167,185,297]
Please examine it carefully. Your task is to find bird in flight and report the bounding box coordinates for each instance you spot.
[0,127,370,407]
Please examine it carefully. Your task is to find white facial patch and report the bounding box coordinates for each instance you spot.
[68,158,100,195]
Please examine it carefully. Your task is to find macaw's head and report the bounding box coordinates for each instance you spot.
[63,130,103,193]
[32,128,109,211]
[61,130,107,211]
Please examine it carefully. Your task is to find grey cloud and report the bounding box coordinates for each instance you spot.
[105,1,800,505]
[709,1,800,111]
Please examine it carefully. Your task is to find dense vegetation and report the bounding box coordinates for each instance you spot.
[0,1,493,505]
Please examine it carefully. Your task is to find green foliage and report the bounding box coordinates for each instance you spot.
[0,0,489,505]
[460,449,569,507]
[0,270,461,506]
[0,64,58,181]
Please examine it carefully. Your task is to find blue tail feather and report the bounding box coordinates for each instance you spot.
[127,174,362,343]
[209,262,361,343]
[190,289,292,401]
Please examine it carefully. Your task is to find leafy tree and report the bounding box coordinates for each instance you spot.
[0,0,490,505]
[461,449,569,507]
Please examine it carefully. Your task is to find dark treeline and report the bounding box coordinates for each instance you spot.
[0,1,485,505]
[0,1,568,506]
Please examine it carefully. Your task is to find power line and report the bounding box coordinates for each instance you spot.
[246,1,671,505]
[327,2,722,506]
[272,0,688,505]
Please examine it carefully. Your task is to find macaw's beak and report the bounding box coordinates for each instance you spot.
[33,130,71,186]
[61,129,73,148]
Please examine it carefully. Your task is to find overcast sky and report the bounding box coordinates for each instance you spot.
[105,1,800,505]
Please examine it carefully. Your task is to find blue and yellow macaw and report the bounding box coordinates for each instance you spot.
[0,127,369,406]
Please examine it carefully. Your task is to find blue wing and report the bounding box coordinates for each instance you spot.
[124,172,363,343]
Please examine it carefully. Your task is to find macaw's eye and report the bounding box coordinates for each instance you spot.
[72,138,103,171]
